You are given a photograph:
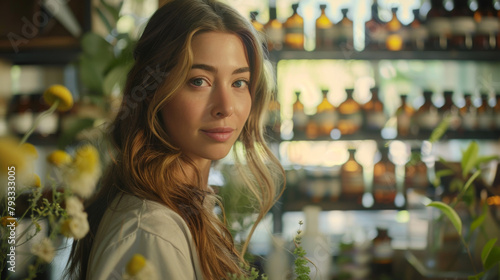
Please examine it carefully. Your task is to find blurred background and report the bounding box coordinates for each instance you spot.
[1,0,500,279]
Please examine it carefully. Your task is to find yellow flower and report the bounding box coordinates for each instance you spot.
[60,213,89,239]
[0,137,29,173]
[43,84,74,112]
[47,150,72,167]
[20,143,38,159]
[73,145,100,174]
[32,174,41,188]
[1,216,17,227]
[126,254,146,276]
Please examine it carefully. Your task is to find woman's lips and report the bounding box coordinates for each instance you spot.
[201,127,235,142]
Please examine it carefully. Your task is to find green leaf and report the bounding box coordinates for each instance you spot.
[482,238,497,266]
[470,211,486,233]
[483,246,500,270]
[468,272,484,280]
[429,115,450,143]
[100,0,121,23]
[461,141,478,178]
[475,155,500,168]
[462,170,481,195]
[95,7,113,34]
[81,32,112,57]
[427,201,462,236]
[79,56,106,94]
[102,62,132,96]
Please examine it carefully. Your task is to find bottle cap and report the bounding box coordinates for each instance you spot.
[320,4,327,10]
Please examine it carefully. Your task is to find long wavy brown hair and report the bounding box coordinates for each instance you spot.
[65,0,284,279]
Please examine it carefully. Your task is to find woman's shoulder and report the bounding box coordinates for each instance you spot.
[104,193,192,240]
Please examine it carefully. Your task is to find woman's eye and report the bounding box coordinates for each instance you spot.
[232,80,249,88]
[190,78,207,87]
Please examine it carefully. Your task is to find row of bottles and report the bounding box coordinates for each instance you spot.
[285,145,429,208]
[282,88,500,140]
[250,0,500,51]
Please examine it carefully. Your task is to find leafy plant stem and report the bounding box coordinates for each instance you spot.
[20,100,59,145]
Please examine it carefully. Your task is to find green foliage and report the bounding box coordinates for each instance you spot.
[293,221,311,280]
[426,119,500,277]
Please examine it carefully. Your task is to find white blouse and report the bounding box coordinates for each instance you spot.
[87,194,204,280]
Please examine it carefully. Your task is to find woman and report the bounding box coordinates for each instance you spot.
[66,0,284,279]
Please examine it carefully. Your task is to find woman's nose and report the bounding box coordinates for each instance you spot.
[211,84,234,118]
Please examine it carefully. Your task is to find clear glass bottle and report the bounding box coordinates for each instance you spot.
[409,9,428,51]
[414,90,440,133]
[315,4,336,50]
[473,0,498,50]
[284,3,304,50]
[337,88,362,135]
[396,94,414,137]
[373,146,397,205]
[365,0,387,50]
[426,0,452,50]
[459,93,478,131]
[311,89,337,137]
[265,6,284,51]
[450,0,476,50]
[386,7,404,51]
[439,90,461,131]
[477,93,494,130]
[292,91,308,136]
[337,8,354,49]
[362,87,386,131]
[341,148,365,203]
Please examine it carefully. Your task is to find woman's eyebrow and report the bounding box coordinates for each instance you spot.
[191,64,250,75]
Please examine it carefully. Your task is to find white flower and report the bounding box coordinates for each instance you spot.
[31,238,55,263]
[61,212,89,240]
[65,196,84,216]
[123,254,158,280]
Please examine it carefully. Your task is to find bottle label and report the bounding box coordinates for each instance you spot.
[339,26,354,40]
[316,27,337,48]
[285,27,304,35]
[427,18,451,36]
[266,28,284,45]
[342,174,364,194]
[373,240,394,260]
[461,112,478,130]
[477,113,494,130]
[397,114,411,134]
[293,111,309,130]
[366,111,386,129]
[411,26,429,41]
[451,17,476,35]
[416,110,440,129]
[311,111,338,127]
[339,112,363,127]
[477,17,500,34]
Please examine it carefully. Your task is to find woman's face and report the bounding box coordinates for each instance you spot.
[161,32,252,164]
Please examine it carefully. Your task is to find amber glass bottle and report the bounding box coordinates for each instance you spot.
[477,93,494,130]
[337,88,362,135]
[316,4,336,50]
[371,227,394,278]
[396,94,414,137]
[450,0,475,50]
[265,7,284,51]
[373,146,397,205]
[292,91,308,136]
[362,87,386,131]
[266,98,281,138]
[409,9,428,50]
[337,8,354,49]
[439,90,461,131]
[426,0,451,50]
[405,148,429,194]
[284,3,304,50]
[311,89,337,137]
[473,0,498,50]
[365,0,387,50]
[250,11,264,33]
[386,7,404,51]
[459,93,478,131]
[341,148,365,202]
[414,90,440,133]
